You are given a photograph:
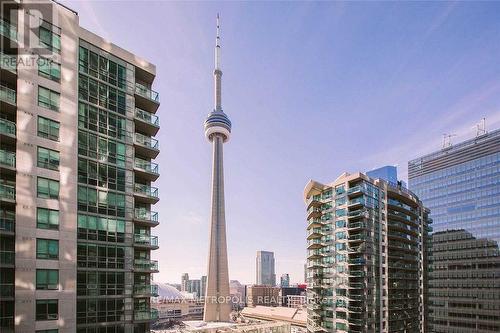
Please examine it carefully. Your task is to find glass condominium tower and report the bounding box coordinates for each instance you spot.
[304,172,430,333]
[0,1,160,332]
[409,130,500,333]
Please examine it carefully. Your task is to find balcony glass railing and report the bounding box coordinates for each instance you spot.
[134,234,158,247]
[134,284,159,296]
[0,250,14,265]
[135,83,159,102]
[0,150,15,168]
[134,184,159,198]
[0,215,14,232]
[135,133,159,150]
[0,118,15,136]
[134,259,159,271]
[0,84,16,105]
[135,108,159,126]
[134,308,159,321]
[134,209,158,222]
[135,158,159,175]
[0,183,15,200]
[0,52,16,72]
[0,18,16,41]
[0,283,14,297]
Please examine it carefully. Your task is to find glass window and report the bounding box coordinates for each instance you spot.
[38,58,61,82]
[36,330,58,333]
[37,147,60,170]
[36,299,58,321]
[36,269,59,290]
[38,86,60,111]
[37,208,59,230]
[36,239,59,260]
[37,116,60,141]
[37,177,59,199]
[39,21,61,54]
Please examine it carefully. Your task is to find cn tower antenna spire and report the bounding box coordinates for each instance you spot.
[214,13,222,110]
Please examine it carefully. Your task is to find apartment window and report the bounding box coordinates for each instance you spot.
[37,147,60,170]
[39,21,61,54]
[37,177,59,199]
[37,208,59,230]
[36,239,59,260]
[36,269,59,290]
[79,46,128,89]
[38,58,61,82]
[78,130,126,167]
[78,102,127,140]
[36,299,58,321]
[38,116,60,141]
[78,157,126,191]
[38,86,60,111]
[77,213,125,243]
[77,185,126,217]
[78,74,126,114]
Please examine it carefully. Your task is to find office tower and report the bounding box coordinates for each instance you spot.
[203,14,232,322]
[187,279,201,299]
[408,130,500,332]
[280,273,290,288]
[246,285,281,307]
[366,165,398,184]
[256,251,276,286]
[201,275,207,298]
[304,172,430,333]
[181,273,189,292]
[0,1,160,332]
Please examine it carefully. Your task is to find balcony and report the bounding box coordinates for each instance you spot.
[0,283,14,298]
[134,308,159,321]
[134,284,159,297]
[0,84,16,106]
[134,133,159,159]
[133,209,159,227]
[0,213,14,234]
[134,259,159,272]
[135,83,159,113]
[135,108,159,136]
[0,250,14,267]
[307,228,324,240]
[0,118,15,137]
[307,239,326,249]
[134,158,159,181]
[133,234,159,250]
[347,185,366,197]
[0,52,16,82]
[134,184,159,204]
[0,182,15,203]
[0,150,15,171]
[0,18,17,41]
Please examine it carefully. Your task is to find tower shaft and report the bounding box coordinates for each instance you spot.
[204,135,231,321]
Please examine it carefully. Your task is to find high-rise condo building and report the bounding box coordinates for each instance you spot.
[256,251,276,286]
[203,14,232,322]
[181,273,190,292]
[409,129,500,333]
[304,172,430,333]
[0,1,160,332]
[280,273,290,288]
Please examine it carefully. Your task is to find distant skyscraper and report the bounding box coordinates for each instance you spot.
[188,279,202,299]
[366,165,398,184]
[280,273,290,287]
[304,172,430,332]
[203,14,232,322]
[409,129,500,332]
[201,275,207,298]
[181,273,189,292]
[256,251,276,286]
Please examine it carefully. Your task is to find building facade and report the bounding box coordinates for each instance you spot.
[304,172,430,333]
[181,273,189,292]
[280,273,290,288]
[0,1,160,332]
[246,285,281,308]
[409,130,500,333]
[256,251,276,286]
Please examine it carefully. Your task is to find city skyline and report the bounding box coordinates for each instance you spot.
[62,0,500,285]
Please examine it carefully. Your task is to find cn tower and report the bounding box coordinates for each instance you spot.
[203,14,232,322]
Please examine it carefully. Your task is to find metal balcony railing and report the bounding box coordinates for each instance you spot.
[135,83,159,102]
[134,184,159,198]
[134,209,158,223]
[0,118,15,136]
[135,108,159,126]
[134,284,159,296]
[0,150,15,168]
[134,234,158,247]
[0,183,15,200]
[134,259,158,272]
[135,158,159,175]
[0,216,14,232]
[135,133,159,150]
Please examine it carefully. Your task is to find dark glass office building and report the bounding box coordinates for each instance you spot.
[408,130,500,333]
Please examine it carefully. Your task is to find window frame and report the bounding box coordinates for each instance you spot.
[38,57,61,82]
[37,207,59,230]
[38,86,60,111]
[36,269,59,290]
[37,177,60,199]
[36,238,59,260]
[37,146,60,171]
[37,116,60,141]
[36,299,59,321]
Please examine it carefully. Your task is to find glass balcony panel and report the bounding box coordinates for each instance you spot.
[0,52,16,72]
[135,83,159,102]
[0,182,15,200]
[134,208,158,222]
[0,119,15,136]
[135,108,159,126]
[0,250,14,265]
[134,184,159,198]
[135,133,159,150]
[0,18,16,41]
[134,234,158,247]
[134,284,159,296]
[134,259,158,271]
[0,84,16,104]
[0,150,15,167]
[135,158,159,174]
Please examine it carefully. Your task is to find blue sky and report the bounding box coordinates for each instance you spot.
[63,1,500,284]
